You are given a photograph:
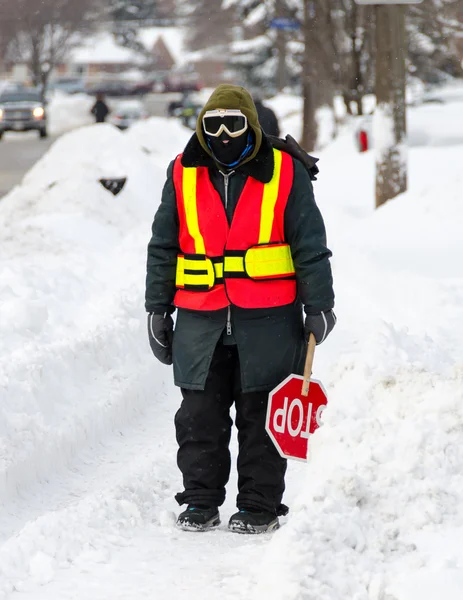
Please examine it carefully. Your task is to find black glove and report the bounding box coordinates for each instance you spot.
[147,313,174,365]
[304,310,336,345]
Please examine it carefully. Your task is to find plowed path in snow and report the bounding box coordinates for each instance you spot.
[0,364,305,600]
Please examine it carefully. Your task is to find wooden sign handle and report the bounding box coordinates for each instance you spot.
[302,333,316,397]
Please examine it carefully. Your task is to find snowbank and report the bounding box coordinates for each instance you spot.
[0,123,170,506]
[0,119,194,597]
[253,105,463,600]
[47,91,94,136]
[125,116,192,170]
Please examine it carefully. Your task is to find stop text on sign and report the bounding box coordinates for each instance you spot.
[273,396,325,439]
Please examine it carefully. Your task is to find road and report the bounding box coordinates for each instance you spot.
[0,93,179,199]
[0,134,56,198]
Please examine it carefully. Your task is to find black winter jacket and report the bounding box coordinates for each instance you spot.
[91,100,109,123]
[145,133,334,392]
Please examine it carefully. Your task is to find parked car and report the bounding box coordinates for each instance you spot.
[86,80,134,98]
[0,89,47,139]
[48,77,86,95]
[163,76,202,93]
[128,80,155,96]
[109,100,148,130]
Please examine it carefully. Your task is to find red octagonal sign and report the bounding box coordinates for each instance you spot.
[266,374,328,461]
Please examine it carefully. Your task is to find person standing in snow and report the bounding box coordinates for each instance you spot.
[91,93,110,124]
[145,84,335,534]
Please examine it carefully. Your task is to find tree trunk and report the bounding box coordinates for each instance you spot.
[301,76,317,151]
[276,31,287,91]
[353,48,363,116]
[374,5,407,209]
[30,37,42,88]
[41,69,51,102]
[352,4,364,116]
[300,0,318,151]
[275,0,287,91]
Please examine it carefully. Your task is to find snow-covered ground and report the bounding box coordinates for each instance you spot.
[47,91,95,136]
[1,84,463,600]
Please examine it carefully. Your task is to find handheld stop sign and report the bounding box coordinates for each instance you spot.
[266,334,327,461]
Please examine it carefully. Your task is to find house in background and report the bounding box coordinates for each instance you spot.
[138,27,185,71]
[151,36,175,71]
[59,27,232,88]
[1,25,232,89]
[57,27,186,81]
[57,32,143,78]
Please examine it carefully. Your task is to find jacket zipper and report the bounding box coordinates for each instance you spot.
[226,306,232,336]
[222,170,235,211]
[221,170,234,337]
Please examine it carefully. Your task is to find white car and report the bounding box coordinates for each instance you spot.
[109,101,148,131]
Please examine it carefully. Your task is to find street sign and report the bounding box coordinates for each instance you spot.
[269,17,301,31]
[266,374,328,462]
[355,0,422,3]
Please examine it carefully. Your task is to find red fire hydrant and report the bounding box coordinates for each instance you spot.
[359,129,369,153]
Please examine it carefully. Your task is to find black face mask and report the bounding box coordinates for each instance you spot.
[206,130,252,168]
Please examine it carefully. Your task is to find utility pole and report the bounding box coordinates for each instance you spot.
[355,0,422,208]
[374,5,407,208]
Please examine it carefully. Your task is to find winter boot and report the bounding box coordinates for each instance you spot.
[176,505,220,532]
[228,509,279,534]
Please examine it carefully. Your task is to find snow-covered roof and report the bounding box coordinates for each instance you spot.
[69,32,142,65]
[67,27,188,68]
[137,27,186,66]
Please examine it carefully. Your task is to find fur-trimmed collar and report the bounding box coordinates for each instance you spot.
[180,132,275,184]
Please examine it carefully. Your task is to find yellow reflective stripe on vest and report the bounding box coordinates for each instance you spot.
[184,258,208,271]
[245,244,295,279]
[258,149,283,244]
[214,261,224,279]
[223,256,244,273]
[176,256,185,287]
[177,245,294,286]
[175,255,220,289]
[184,273,211,286]
[183,168,206,254]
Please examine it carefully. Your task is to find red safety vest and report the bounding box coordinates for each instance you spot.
[173,148,296,310]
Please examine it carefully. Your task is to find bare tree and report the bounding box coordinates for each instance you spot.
[299,0,340,150]
[0,0,98,94]
[185,0,236,52]
[407,0,463,82]
[332,1,375,116]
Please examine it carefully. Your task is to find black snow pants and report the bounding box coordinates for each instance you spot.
[174,342,288,514]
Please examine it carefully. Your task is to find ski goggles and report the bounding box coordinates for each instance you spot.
[202,109,248,138]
